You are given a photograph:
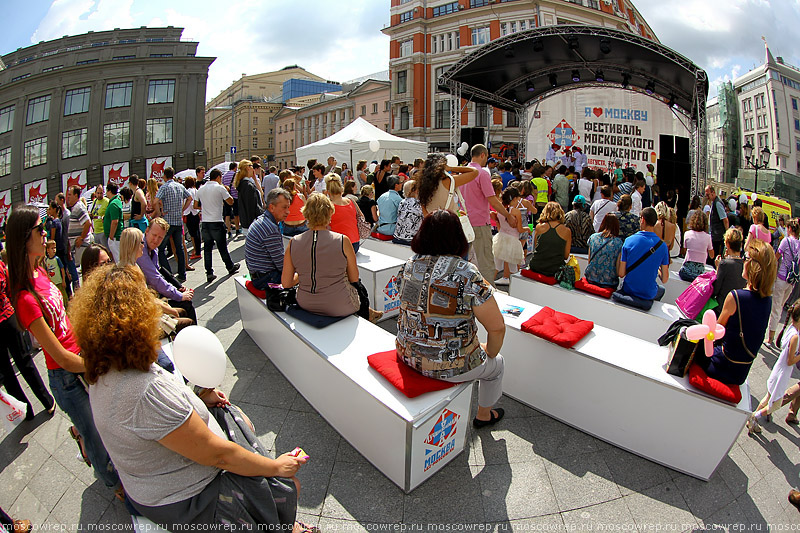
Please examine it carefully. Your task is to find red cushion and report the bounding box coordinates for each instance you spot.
[520,269,557,285]
[575,278,615,299]
[367,350,455,398]
[370,232,394,241]
[245,280,267,299]
[520,306,594,348]
[688,364,742,404]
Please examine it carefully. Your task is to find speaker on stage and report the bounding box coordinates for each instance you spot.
[460,127,485,148]
[659,135,674,161]
[675,137,690,162]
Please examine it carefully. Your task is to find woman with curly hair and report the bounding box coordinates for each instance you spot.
[5,204,121,497]
[528,202,572,277]
[71,264,312,532]
[417,153,478,215]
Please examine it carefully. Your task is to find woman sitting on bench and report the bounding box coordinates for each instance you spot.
[528,202,572,277]
[282,193,383,322]
[584,213,623,288]
[693,239,776,386]
[71,265,315,533]
[395,210,506,428]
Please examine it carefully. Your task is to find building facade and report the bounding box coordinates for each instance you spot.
[0,27,213,204]
[383,0,657,153]
[204,66,341,166]
[707,81,740,184]
[274,79,391,169]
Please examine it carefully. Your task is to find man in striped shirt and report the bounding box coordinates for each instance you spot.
[245,188,292,290]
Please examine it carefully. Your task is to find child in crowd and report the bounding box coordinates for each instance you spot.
[492,188,528,286]
[748,300,800,434]
[42,240,68,303]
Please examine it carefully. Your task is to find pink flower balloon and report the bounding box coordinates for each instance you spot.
[686,310,726,357]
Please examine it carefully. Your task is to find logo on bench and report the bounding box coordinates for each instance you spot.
[423,408,460,472]
[383,275,400,313]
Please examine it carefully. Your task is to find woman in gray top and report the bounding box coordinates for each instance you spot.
[712,227,747,314]
[72,265,316,533]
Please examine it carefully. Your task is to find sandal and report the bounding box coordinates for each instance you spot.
[185,265,195,272]
[114,485,126,502]
[787,415,799,425]
[473,408,505,429]
[746,415,762,435]
[69,426,92,467]
[294,521,321,533]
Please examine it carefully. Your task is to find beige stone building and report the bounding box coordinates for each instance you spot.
[274,79,391,169]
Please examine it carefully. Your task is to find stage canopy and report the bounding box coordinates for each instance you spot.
[438,25,709,184]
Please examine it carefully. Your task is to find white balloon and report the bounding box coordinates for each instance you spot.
[739,193,748,205]
[172,326,227,388]
[751,193,758,202]
[445,154,459,167]
[728,198,737,211]
[369,139,380,152]
[368,163,377,173]
[457,145,468,156]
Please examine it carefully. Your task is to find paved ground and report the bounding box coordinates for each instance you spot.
[2,236,800,530]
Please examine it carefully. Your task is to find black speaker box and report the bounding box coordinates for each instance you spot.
[460,127,485,148]
[659,135,675,160]
[675,137,690,163]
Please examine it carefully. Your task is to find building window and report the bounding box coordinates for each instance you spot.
[253,137,258,149]
[475,103,488,127]
[103,122,130,150]
[399,10,413,23]
[397,70,407,94]
[148,79,175,104]
[112,55,135,60]
[253,117,258,125]
[149,53,173,58]
[792,98,798,111]
[472,27,490,46]
[253,128,257,135]
[435,66,451,93]
[385,101,390,111]
[0,147,10,176]
[26,95,50,125]
[361,105,367,116]
[385,124,389,132]
[146,118,173,144]
[435,100,450,129]
[432,2,458,17]
[400,39,413,58]
[400,106,410,130]
[105,82,133,108]
[501,23,508,36]
[471,0,489,6]
[796,119,800,132]
[62,128,88,159]
[373,103,378,114]
[507,111,519,127]
[23,137,47,168]
[64,87,91,116]
[587,0,599,7]
[75,59,99,65]
[0,106,14,134]
[42,65,63,72]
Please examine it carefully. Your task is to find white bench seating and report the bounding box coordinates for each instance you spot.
[361,237,415,262]
[485,292,750,480]
[509,272,682,343]
[235,277,473,492]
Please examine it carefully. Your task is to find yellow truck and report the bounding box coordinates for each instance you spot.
[734,189,792,230]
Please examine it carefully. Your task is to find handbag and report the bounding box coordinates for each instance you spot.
[666,326,700,377]
[555,263,576,290]
[266,286,297,312]
[675,271,716,319]
[786,240,800,285]
[567,254,580,280]
[0,390,27,432]
[354,199,371,242]
[445,174,475,243]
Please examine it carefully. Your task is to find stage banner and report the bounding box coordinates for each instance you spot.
[24,179,48,204]
[104,162,130,190]
[526,88,687,172]
[0,189,10,225]
[61,170,87,195]
[146,156,173,183]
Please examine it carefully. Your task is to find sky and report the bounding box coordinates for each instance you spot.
[2,0,799,102]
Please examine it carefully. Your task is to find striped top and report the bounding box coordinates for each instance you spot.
[244,211,284,276]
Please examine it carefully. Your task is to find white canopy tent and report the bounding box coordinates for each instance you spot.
[295,117,428,170]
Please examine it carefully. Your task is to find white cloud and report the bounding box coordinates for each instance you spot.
[32,0,135,43]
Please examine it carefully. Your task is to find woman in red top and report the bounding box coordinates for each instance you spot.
[0,244,53,420]
[282,178,308,237]
[6,205,121,495]
[325,174,361,252]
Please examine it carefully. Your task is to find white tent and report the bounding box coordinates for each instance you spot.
[295,117,428,170]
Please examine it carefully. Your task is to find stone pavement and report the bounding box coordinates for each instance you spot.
[2,236,800,530]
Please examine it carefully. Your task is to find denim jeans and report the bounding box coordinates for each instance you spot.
[65,254,80,292]
[158,224,186,277]
[282,223,308,237]
[48,368,120,489]
[201,221,234,276]
[0,316,53,415]
[251,270,282,291]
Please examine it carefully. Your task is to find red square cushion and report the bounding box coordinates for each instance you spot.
[521,306,594,348]
[368,350,455,398]
[575,278,615,299]
[370,232,394,241]
[520,269,557,285]
[245,280,267,299]
[688,364,742,404]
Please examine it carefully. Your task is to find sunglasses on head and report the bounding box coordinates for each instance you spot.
[32,222,46,235]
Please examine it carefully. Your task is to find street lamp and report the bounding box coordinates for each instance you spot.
[743,140,771,195]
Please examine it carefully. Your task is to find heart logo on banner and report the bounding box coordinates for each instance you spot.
[592,107,603,117]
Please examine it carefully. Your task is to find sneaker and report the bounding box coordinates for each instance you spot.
[496,277,510,286]
[207,274,217,283]
[227,264,241,276]
[189,254,202,260]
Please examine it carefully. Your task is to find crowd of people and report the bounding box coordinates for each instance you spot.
[3,144,800,529]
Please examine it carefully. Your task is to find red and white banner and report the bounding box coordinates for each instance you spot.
[0,189,11,225]
[104,162,130,190]
[61,170,87,195]
[146,156,172,183]
[24,179,48,204]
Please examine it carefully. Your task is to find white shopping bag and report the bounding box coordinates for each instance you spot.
[0,390,27,432]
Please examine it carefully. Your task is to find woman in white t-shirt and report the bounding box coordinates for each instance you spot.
[679,210,714,281]
[183,176,202,259]
[577,168,596,201]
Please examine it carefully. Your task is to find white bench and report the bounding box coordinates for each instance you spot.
[508,273,683,343]
[282,236,405,318]
[485,292,750,480]
[235,277,473,492]
[361,237,415,262]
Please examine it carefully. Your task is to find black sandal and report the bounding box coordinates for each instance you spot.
[473,408,505,429]
[69,426,92,467]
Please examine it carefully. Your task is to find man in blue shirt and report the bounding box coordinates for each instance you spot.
[499,163,515,189]
[376,176,402,236]
[245,189,291,290]
[617,207,670,302]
